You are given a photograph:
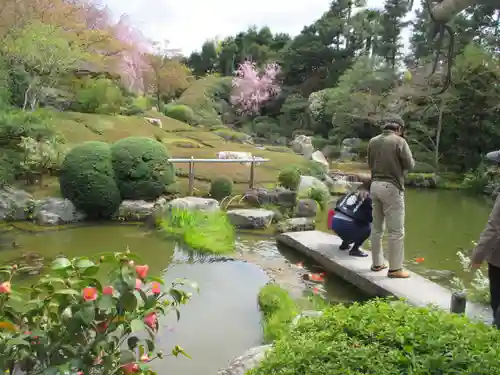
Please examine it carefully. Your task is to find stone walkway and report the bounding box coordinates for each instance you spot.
[276,230,492,323]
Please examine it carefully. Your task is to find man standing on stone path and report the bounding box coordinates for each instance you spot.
[367,115,415,279]
[471,149,500,328]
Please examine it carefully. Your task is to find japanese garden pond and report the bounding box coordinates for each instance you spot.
[0,188,494,374]
[0,224,364,375]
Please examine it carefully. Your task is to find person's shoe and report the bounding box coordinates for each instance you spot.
[339,241,351,251]
[349,249,368,257]
[387,269,410,279]
[371,264,388,272]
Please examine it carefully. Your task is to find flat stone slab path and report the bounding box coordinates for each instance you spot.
[276,230,492,323]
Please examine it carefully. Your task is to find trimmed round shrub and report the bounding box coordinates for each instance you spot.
[278,167,301,191]
[251,299,500,375]
[164,104,195,124]
[210,176,233,201]
[111,137,175,200]
[59,141,121,218]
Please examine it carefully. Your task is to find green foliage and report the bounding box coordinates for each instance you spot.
[160,209,235,254]
[120,96,150,116]
[300,186,329,211]
[71,78,125,115]
[257,284,298,343]
[213,128,249,143]
[461,162,493,194]
[0,250,195,374]
[0,154,16,187]
[164,104,195,123]
[278,167,301,191]
[176,76,232,126]
[59,141,121,219]
[297,161,325,180]
[250,298,500,375]
[311,136,330,150]
[111,137,175,201]
[210,176,234,201]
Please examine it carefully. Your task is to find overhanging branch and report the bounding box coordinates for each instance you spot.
[431,0,478,22]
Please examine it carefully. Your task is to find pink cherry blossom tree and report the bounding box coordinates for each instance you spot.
[230,60,281,115]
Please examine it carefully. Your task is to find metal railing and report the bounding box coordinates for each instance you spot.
[168,157,270,195]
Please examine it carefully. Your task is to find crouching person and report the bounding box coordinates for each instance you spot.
[328,175,372,257]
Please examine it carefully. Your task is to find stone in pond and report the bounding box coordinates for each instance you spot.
[295,199,318,218]
[217,345,272,375]
[276,217,315,233]
[166,196,220,212]
[0,187,35,221]
[114,197,167,221]
[34,197,86,225]
[227,208,275,229]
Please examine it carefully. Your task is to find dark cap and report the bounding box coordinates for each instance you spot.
[382,114,405,129]
[486,150,500,164]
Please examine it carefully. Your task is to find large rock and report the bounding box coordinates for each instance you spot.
[227,208,275,229]
[295,199,318,218]
[311,150,329,170]
[298,176,329,197]
[34,197,86,225]
[217,345,272,375]
[243,187,296,208]
[166,197,220,212]
[0,187,35,221]
[276,217,316,233]
[114,197,167,221]
[290,134,314,157]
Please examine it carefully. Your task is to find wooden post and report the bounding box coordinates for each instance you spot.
[450,291,467,314]
[188,156,195,196]
[249,156,256,189]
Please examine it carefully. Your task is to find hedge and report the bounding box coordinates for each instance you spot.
[250,298,500,375]
[111,137,175,201]
[59,141,121,218]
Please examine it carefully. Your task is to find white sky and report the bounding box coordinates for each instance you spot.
[103,0,418,56]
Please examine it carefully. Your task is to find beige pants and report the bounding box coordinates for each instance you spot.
[370,181,405,270]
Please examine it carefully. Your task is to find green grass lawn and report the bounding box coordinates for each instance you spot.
[35,111,310,197]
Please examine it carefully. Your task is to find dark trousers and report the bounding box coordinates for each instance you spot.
[331,217,371,250]
[488,263,500,327]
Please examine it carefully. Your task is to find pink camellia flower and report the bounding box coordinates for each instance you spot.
[82,287,97,301]
[135,279,142,290]
[151,282,161,295]
[0,281,11,294]
[121,363,139,374]
[135,265,149,279]
[103,286,114,296]
[143,312,157,331]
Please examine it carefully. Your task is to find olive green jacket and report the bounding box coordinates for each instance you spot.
[367,130,415,191]
[472,194,500,268]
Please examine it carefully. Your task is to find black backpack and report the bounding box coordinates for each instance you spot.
[335,192,365,221]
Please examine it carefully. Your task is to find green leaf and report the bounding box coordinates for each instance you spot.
[54,289,80,296]
[127,336,140,350]
[119,349,136,365]
[130,319,145,333]
[74,259,95,269]
[172,345,191,358]
[52,257,71,270]
[78,303,95,325]
[82,265,99,276]
[97,295,114,310]
[121,266,135,288]
[145,339,155,352]
[146,276,165,285]
[7,337,30,347]
[119,291,137,312]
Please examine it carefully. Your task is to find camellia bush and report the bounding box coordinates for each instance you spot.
[0,250,196,375]
[250,298,500,375]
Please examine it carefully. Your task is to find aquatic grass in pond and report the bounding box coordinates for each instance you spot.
[160,209,235,255]
[258,284,299,343]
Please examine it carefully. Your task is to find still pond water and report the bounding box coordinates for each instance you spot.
[0,188,493,374]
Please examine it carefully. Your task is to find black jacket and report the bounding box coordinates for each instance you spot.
[335,192,373,225]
